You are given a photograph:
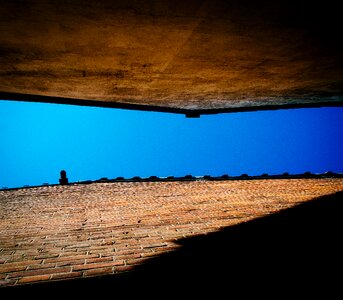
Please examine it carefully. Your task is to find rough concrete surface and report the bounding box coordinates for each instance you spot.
[1,0,342,112]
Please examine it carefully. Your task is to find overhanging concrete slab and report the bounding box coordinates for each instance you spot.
[1,0,342,114]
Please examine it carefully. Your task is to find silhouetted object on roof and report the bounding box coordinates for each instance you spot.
[325,171,334,177]
[59,170,69,185]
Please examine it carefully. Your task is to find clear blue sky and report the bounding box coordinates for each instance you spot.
[0,100,342,188]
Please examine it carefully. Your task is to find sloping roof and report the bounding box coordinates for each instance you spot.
[1,0,342,115]
[1,177,342,291]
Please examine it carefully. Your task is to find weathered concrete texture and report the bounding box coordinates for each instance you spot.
[0,178,342,288]
[0,0,342,112]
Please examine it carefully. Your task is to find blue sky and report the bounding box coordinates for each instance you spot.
[0,100,342,188]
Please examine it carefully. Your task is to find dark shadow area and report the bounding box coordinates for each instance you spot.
[3,191,342,297]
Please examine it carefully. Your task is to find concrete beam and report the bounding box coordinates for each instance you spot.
[1,0,342,113]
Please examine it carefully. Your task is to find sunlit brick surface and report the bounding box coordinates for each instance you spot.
[0,178,342,287]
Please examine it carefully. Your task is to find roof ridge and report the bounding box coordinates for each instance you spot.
[1,171,342,191]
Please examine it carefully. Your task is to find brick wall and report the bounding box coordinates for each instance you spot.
[0,178,342,287]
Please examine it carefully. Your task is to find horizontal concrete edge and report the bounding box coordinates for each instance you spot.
[1,92,343,117]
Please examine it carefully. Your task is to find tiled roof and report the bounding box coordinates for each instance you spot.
[1,177,342,292]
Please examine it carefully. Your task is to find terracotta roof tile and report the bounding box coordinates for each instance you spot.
[0,178,342,289]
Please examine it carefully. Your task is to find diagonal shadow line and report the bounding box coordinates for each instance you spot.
[3,191,343,297]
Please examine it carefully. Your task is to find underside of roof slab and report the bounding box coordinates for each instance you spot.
[1,0,342,114]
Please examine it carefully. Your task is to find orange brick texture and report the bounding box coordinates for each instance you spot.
[0,178,342,287]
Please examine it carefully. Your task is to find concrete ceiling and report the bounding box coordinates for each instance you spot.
[1,0,342,115]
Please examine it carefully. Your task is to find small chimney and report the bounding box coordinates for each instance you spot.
[59,170,69,185]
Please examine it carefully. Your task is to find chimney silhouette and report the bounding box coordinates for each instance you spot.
[59,170,69,185]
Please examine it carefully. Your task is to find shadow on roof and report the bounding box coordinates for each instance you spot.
[4,191,343,297]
